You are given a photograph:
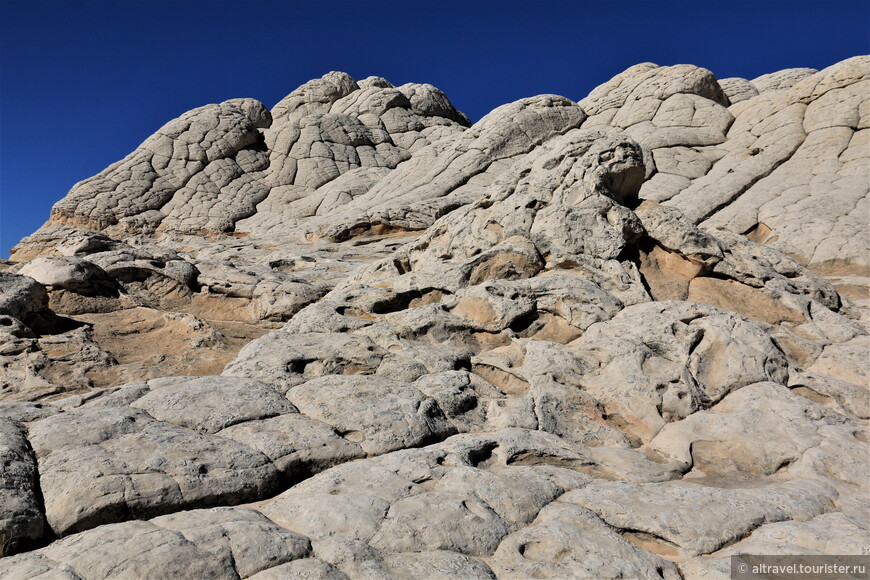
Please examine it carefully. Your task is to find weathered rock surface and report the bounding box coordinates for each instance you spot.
[2,59,867,577]
[28,404,281,537]
[0,273,49,327]
[0,419,44,552]
[0,507,311,579]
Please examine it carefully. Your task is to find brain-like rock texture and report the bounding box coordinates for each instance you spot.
[2,58,868,578]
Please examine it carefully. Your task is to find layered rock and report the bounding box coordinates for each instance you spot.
[1,59,868,578]
[580,57,870,275]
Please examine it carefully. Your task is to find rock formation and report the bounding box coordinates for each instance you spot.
[1,56,867,578]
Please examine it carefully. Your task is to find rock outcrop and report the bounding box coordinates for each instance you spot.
[1,57,867,577]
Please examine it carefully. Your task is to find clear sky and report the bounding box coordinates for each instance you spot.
[1,0,867,257]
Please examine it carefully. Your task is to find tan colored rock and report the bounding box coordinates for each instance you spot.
[638,245,700,300]
[807,335,868,387]
[679,511,868,579]
[687,277,805,324]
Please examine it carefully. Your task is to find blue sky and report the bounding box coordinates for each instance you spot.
[1,0,867,257]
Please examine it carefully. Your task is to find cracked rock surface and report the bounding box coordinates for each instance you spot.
[2,59,867,577]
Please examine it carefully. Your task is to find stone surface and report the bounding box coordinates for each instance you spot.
[129,375,296,434]
[2,59,868,577]
[223,332,385,393]
[489,501,681,579]
[27,405,281,536]
[678,512,868,579]
[0,418,44,553]
[149,507,311,578]
[248,558,349,580]
[563,480,793,557]
[11,520,238,579]
[0,273,49,326]
[567,301,789,442]
[1,507,312,579]
[217,412,365,480]
[286,375,457,455]
[16,257,118,297]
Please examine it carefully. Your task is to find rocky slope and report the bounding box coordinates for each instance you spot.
[0,57,867,579]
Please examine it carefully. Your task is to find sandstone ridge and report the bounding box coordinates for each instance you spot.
[1,57,868,579]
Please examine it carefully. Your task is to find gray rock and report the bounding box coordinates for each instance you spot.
[562,480,790,557]
[35,521,239,579]
[432,465,564,525]
[129,375,296,434]
[272,71,360,124]
[287,375,456,455]
[788,368,869,419]
[370,490,510,556]
[28,406,280,536]
[808,334,869,387]
[16,257,118,297]
[691,58,868,272]
[569,301,789,442]
[718,77,759,104]
[579,63,728,116]
[0,402,60,422]
[50,98,272,233]
[308,536,394,579]
[489,501,681,579]
[223,332,385,393]
[0,273,49,325]
[150,507,311,578]
[636,204,723,268]
[679,512,868,579]
[753,67,818,93]
[382,551,495,580]
[2,58,867,577]
[0,553,84,580]
[0,418,44,552]
[248,558,349,580]
[218,412,365,478]
[648,382,862,483]
[262,491,391,543]
[309,94,588,241]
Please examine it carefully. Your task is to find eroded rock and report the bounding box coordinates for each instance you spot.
[2,58,867,578]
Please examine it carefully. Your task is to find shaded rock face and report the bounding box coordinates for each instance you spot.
[2,59,868,578]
